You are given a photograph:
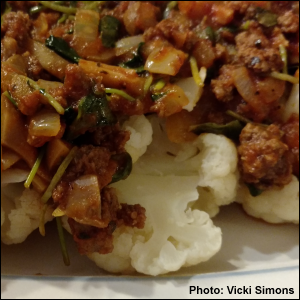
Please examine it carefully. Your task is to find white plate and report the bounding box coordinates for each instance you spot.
[1,204,299,299]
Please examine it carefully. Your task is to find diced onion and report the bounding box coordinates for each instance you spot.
[144,46,186,76]
[1,168,29,186]
[115,35,144,56]
[283,84,299,121]
[28,110,61,137]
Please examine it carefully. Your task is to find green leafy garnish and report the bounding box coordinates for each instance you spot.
[246,183,263,197]
[255,8,277,27]
[111,152,133,183]
[120,42,145,71]
[45,35,81,63]
[100,15,121,48]
[151,92,167,102]
[65,92,116,141]
[24,147,46,189]
[190,120,244,140]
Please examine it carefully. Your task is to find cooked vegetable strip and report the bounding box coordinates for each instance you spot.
[24,76,65,114]
[226,110,253,124]
[164,1,178,19]
[29,5,45,15]
[41,146,78,204]
[153,80,166,91]
[190,120,244,140]
[57,13,68,24]
[45,36,80,63]
[24,147,46,189]
[120,42,144,70]
[190,57,204,87]
[105,88,136,102]
[269,72,299,84]
[143,74,153,95]
[255,8,277,27]
[111,152,133,183]
[39,203,49,236]
[2,91,17,107]
[56,217,70,266]
[100,15,121,48]
[38,1,77,14]
[84,1,106,10]
[279,45,288,74]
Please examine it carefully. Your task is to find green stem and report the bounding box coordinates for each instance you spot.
[3,91,18,107]
[104,88,136,102]
[279,45,288,74]
[269,71,299,84]
[25,76,65,115]
[24,147,46,189]
[41,146,78,204]
[56,217,70,266]
[39,203,49,236]
[226,110,253,124]
[38,1,77,14]
[84,1,106,10]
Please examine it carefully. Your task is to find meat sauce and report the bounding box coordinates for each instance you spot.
[1,1,299,256]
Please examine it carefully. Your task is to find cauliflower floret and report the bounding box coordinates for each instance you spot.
[122,115,153,163]
[89,174,222,276]
[195,133,239,207]
[1,184,53,245]
[133,117,239,217]
[237,176,299,224]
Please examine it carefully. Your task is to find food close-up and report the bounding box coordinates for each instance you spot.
[1,1,299,277]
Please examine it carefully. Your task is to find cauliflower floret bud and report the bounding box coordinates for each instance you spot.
[237,176,299,224]
[89,174,222,276]
[122,115,153,163]
[1,184,53,245]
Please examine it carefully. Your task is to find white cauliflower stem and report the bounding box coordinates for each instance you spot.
[89,174,222,276]
[1,183,53,245]
[237,176,299,224]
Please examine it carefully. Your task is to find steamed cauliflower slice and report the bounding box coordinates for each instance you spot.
[89,174,222,276]
[122,115,153,163]
[1,184,53,244]
[237,176,299,224]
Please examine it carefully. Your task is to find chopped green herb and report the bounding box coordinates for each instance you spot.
[279,45,288,74]
[255,8,277,27]
[151,92,167,102]
[246,183,263,197]
[45,35,81,63]
[66,92,116,140]
[3,91,17,107]
[100,15,121,48]
[111,152,133,183]
[226,110,253,124]
[269,72,299,84]
[57,13,68,24]
[190,120,244,140]
[153,80,166,92]
[24,147,46,189]
[105,88,136,102]
[56,217,70,266]
[41,146,78,204]
[143,74,153,95]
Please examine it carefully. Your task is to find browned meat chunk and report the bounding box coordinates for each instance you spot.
[117,204,146,229]
[282,114,299,177]
[278,10,299,33]
[211,65,235,102]
[1,11,31,48]
[235,26,283,73]
[238,123,293,189]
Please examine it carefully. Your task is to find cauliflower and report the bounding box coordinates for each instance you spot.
[88,174,222,276]
[122,115,153,163]
[1,183,53,245]
[237,176,299,224]
[133,116,240,217]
